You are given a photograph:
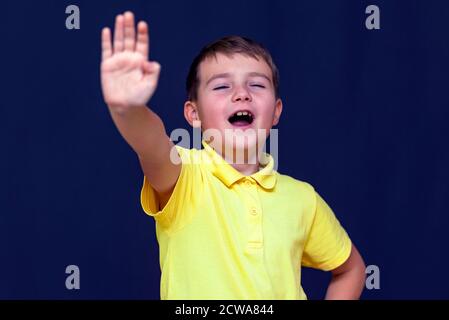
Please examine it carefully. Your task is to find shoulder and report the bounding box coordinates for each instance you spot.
[275,172,318,209]
[275,172,316,195]
[273,173,319,225]
[173,145,203,165]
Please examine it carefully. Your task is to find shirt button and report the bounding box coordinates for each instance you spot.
[250,207,258,215]
[245,180,252,186]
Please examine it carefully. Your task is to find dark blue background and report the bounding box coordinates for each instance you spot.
[1,0,448,299]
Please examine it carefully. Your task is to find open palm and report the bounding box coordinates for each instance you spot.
[101,12,161,110]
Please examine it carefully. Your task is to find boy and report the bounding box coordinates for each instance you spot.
[100,11,366,300]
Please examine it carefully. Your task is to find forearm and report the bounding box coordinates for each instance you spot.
[108,104,170,160]
[325,267,365,300]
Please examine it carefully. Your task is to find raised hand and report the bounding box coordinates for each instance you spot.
[101,12,161,112]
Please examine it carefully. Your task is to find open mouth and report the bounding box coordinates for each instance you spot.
[228,110,254,127]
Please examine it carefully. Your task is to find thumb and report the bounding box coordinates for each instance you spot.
[143,61,161,76]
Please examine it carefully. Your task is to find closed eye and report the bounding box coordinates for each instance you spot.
[251,84,265,88]
[213,86,229,90]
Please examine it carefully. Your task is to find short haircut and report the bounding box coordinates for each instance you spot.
[186,35,280,101]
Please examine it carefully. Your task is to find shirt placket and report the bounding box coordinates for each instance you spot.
[241,177,274,299]
[242,177,263,250]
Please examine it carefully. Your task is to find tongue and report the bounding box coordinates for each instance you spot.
[232,120,250,126]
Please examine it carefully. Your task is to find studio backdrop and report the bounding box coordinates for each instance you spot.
[1,0,448,299]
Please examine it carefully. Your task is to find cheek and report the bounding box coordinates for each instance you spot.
[201,93,227,110]
[257,104,277,126]
[204,93,227,107]
[197,102,224,125]
[253,90,276,106]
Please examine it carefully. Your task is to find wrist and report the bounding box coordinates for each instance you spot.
[107,103,147,116]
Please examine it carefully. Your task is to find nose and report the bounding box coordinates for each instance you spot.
[231,86,252,103]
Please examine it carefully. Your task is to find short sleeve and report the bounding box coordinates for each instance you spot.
[301,192,352,271]
[140,145,199,230]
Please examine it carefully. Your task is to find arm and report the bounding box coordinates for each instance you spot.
[101,12,181,199]
[325,244,366,300]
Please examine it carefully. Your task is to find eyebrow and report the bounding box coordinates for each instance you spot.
[205,72,271,86]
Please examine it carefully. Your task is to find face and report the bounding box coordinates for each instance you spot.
[184,53,282,159]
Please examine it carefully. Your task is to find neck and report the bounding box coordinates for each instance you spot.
[230,162,260,176]
[211,142,263,176]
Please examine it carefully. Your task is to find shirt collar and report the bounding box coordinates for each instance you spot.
[201,140,277,190]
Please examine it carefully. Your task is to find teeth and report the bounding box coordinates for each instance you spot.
[235,111,252,117]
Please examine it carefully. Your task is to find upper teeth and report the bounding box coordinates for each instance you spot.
[237,111,251,117]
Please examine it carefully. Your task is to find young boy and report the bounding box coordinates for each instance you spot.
[100,11,366,300]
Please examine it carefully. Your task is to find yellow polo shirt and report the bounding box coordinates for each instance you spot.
[140,141,352,300]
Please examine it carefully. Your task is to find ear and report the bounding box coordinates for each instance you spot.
[184,100,201,128]
[272,98,283,126]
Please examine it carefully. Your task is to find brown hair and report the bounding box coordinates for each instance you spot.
[186,35,280,101]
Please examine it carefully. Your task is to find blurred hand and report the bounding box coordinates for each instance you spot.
[101,12,161,112]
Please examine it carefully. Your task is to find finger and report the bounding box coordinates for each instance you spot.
[124,11,136,51]
[113,14,124,52]
[101,28,113,61]
[136,21,149,58]
[143,61,161,77]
